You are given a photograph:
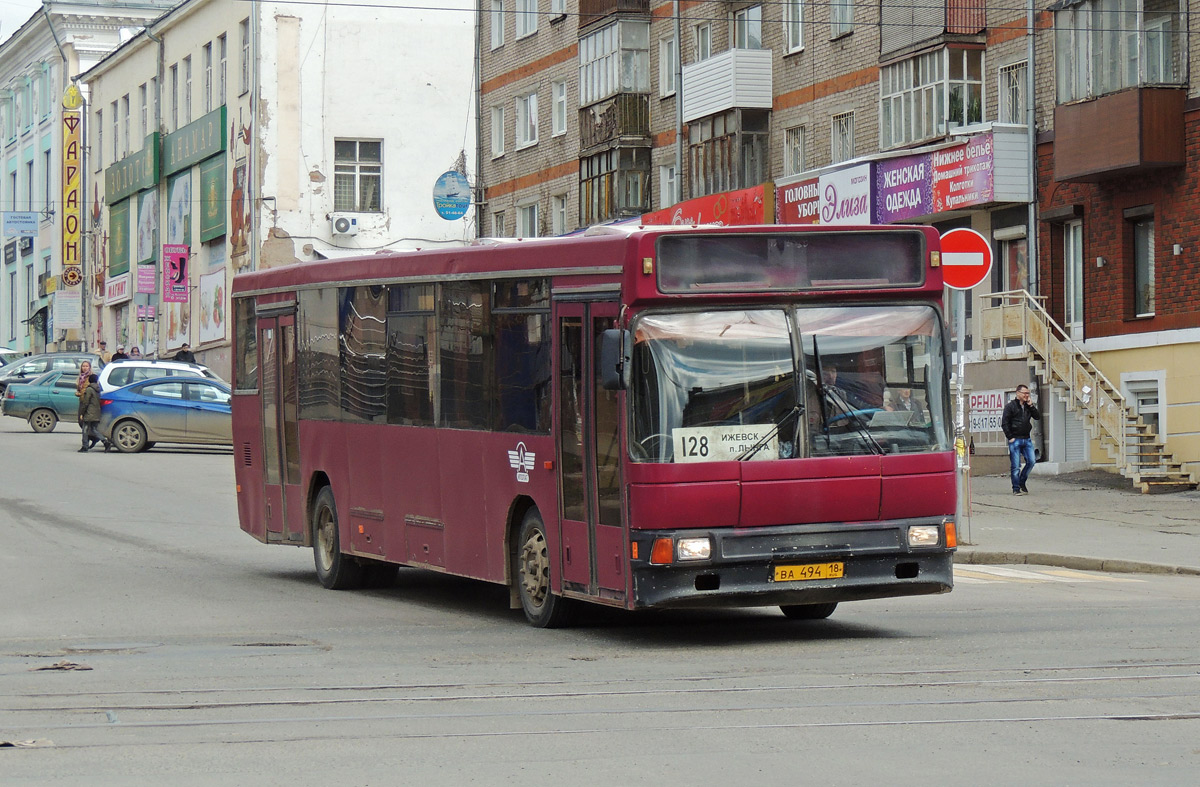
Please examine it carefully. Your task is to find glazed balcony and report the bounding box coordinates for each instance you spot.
[681,48,773,124]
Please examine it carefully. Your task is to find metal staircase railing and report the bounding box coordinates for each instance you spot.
[979,290,1196,492]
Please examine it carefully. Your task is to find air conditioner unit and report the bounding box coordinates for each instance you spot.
[331,214,358,236]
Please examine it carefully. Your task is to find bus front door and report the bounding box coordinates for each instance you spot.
[258,315,305,543]
[556,302,625,599]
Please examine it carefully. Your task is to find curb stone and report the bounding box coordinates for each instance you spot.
[954,549,1200,577]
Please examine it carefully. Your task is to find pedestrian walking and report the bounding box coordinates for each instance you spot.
[1001,384,1041,495]
[111,346,129,361]
[77,373,111,453]
[75,360,93,397]
[98,341,112,364]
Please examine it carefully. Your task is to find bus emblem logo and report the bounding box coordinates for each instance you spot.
[508,442,536,483]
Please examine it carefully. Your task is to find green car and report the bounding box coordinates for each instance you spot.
[1,371,83,432]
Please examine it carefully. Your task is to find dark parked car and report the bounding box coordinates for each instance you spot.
[0,352,103,395]
[98,376,232,453]
[1,371,82,432]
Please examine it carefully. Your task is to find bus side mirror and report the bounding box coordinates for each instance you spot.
[599,329,629,391]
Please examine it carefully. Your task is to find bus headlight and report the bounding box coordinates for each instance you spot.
[907,525,940,547]
[677,538,712,561]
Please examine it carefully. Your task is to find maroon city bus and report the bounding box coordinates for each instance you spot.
[231,224,957,627]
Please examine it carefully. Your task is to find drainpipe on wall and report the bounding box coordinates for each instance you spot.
[673,1,682,204]
[474,5,485,236]
[1026,1,1038,294]
[146,25,165,353]
[250,11,260,271]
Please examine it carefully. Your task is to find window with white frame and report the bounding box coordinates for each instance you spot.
[733,6,762,50]
[695,22,712,61]
[551,0,565,16]
[579,21,650,106]
[552,193,568,235]
[43,150,51,212]
[1124,375,1164,437]
[333,139,382,212]
[784,125,805,175]
[111,100,119,160]
[659,36,677,96]
[122,95,130,156]
[1133,215,1155,316]
[491,105,506,156]
[94,109,102,170]
[139,83,148,139]
[493,210,506,237]
[659,163,677,206]
[831,0,853,37]
[240,18,250,94]
[1055,0,1184,104]
[998,61,1027,124]
[170,64,178,130]
[831,111,854,163]
[552,80,567,136]
[517,202,539,237]
[784,0,803,52]
[204,43,213,113]
[219,35,227,100]
[516,0,537,38]
[879,47,982,149]
[516,92,538,149]
[183,56,192,124]
[490,0,505,49]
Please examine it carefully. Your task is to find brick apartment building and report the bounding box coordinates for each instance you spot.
[478,0,1199,481]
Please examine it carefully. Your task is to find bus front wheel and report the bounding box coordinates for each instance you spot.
[312,486,363,590]
[515,509,574,628]
[780,602,838,620]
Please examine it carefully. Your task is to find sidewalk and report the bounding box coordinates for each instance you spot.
[954,469,1200,576]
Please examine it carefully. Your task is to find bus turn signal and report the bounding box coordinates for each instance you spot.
[649,538,674,564]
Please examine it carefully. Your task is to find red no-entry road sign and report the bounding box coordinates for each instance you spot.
[939,228,993,290]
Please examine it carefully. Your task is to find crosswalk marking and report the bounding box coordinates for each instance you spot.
[954,565,1141,585]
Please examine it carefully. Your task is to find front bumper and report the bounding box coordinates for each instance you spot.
[630,519,954,610]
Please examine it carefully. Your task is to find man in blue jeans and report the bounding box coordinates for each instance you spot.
[1001,384,1041,495]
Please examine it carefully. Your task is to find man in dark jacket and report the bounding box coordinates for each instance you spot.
[1001,384,1040,495]
[77,373,111,453]
[173,343,196,363]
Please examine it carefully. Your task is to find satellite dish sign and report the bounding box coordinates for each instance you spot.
[939,228,993,290]
[433,171,471,220]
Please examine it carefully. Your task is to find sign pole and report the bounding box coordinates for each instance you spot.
[955,288,969,544]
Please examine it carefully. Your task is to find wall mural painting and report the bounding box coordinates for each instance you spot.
[199,268,226,345]
[137,189,158,265]
[230,117,252,270]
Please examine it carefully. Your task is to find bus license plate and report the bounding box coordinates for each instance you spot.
[773,562,844,582]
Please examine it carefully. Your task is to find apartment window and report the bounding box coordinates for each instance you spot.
[831,111,854,163]
[831,0,853,37]
[659,36,677,96]
[150,77,158,132]
[8,171,15,211]
[491,105,506,157]
[95,109,102,170]
[1132,216,1155,317]
[219,35,227,100]
[25,161,33,210]
[879,47,981,149]
[333,139,382,212]
[122,95,130,156]
[579,21,650,106]
[551,193,568,235]
[517,202,539,238]
[580,147,649,224]
[998,61,1028,124]
[688,109,768,198]
[733,6,762,50]
[784,125,806,175]
[490,0,505,49]
[240,18,250,94]
[516,92,538,149]
[695,23,712,61]
[170,64,179,130]
[659,163,677,206]
[139,83,148,139]
[516,0,537,38]
[493,210,506,237]
[183,56,192,124]
[784,0,803,52]
[111,101,119,160]
[551,0,565,15]
[43,150,51,211]
[204,43,213,113]
[552,80,567,136]
[1055,0,1184,103]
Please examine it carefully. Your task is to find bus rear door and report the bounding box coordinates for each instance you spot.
[556,302,625,600]
[258,313,305,543]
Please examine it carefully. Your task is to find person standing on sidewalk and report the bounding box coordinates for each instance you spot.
[1002,384,1040,495]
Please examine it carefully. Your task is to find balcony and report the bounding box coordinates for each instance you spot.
[578,0,648,29]
[1054,87,1185,182]
[881,0,985,57]
[579,93,649,152]
[681,48,773,124]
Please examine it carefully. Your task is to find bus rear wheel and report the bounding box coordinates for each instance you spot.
[515,509,574,628]
[780,602,838,620]
[312,486,363,590]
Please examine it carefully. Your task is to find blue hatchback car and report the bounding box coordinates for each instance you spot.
[98,376,232,453]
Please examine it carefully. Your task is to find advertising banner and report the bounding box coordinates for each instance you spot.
[199,155,226,242]
[933,132,995,214]
[108,199,130,276]
[775,178,820,224]
[61,96,83,318]
[874,153,933,223]
[162,244,189,303]
[818,164,871,225]
[136,263,157,294]
[642,184,769,226]
[105,271,131,305]
[198,268,226,345]
[137,189,158,265]
[3,212,38,237]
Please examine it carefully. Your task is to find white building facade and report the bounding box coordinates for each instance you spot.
[84,0,477,377]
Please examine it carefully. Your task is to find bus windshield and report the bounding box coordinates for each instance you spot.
[630,305,950,462]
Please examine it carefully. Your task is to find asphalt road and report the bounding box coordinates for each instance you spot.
[2,418,1199,785]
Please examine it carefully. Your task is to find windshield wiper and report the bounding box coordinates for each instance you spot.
[736,405,802,461]
[810,335,882,455]
[822,385,884,455]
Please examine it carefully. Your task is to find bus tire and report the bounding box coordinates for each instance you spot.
[312,486,362,590]
[780,602,838,620]
[515,509,574,628]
